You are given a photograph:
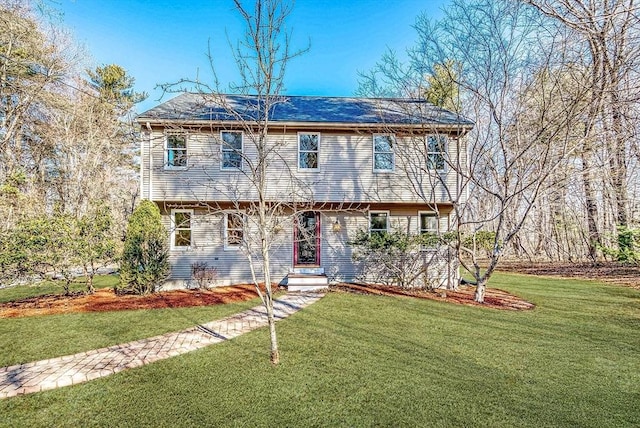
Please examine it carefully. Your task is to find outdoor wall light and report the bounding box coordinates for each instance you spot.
[332,219,342,233]
[273,224,283,234]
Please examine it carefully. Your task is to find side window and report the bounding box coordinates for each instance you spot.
[224,212,244,249]
[427,135,446,170]
[373,134,395,172]
[172,210,193,248]
[221,131,243,170]
[369,211,389,235]
[298,133,319,170]
[165,134,187,169]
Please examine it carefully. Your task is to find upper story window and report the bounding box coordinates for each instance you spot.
[221,131,243,170]
[172,209,193,248]
[427,135,447,170]
[165,134,187,169]
[224,212,244,250]
[298,133,319,170]
[373,134,395,172]
[369,211,389,236]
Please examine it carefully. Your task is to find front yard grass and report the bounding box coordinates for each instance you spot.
[1,273,639,427]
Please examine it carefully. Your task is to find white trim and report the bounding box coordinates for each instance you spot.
[163,132,188,171]
[372,134,395,173]
[170,209,193,250]
[220,130,244,171]
[297,132,320,171]
[138,118,474,135]
[223,212,245,251]
[369,210,390,234]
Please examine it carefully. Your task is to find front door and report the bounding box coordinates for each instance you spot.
[294,211,320,266]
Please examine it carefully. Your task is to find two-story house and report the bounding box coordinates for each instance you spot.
[136,94,473,290]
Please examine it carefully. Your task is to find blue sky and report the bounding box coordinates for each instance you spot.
[57,0,448,112]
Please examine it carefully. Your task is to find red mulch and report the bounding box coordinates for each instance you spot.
[332,283,535,311]
[0,285,261,319]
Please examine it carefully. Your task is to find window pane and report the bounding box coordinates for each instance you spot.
[370,212,388,231]
[175,230,191,246]
[168,150,186,167]
[223,151,242,169]
[299,152,318,169]
[374,135,393,152]
[427,136,444,152]
[222,131,242,150]
[167,135,186,149]
[299,134,318,151]
[374,153,394,170]
[427,153,445,170]
[228,230,243,245]
[427,136,446,170]
[227,213,243,229]
[420,214,438,232]
[174,212,191,228]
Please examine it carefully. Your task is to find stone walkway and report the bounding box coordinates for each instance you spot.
[0,292,324,399]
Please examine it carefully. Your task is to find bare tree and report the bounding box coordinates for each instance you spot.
[158,0,307,364]
[525,0,640,259]
[359,0,588,302]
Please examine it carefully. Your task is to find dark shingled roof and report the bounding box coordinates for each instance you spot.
[137,93,474,127]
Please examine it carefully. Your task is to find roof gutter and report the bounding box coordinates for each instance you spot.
[136,117,474,135]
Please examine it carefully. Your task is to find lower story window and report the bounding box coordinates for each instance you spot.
[225,212,244,249]
[369,211,389,235]
[419,213,439,235]
[172,210,192,248]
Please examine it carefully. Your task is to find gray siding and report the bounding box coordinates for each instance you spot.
[141,130,466,204]
[162,208,454,287]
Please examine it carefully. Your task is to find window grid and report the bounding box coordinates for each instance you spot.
[373,135,395,172]
[166,134,187,168]
[172,210,192,248]
[419,213,439,234]
[298,133,319,169]
[221,131,243,170]
[369,211,389,235]
[427,135,446,170]
[225,212,244,249]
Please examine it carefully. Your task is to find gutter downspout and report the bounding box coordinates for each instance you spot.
[145,122,153,200]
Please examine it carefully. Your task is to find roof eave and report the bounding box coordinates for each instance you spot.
[136,117,474,133]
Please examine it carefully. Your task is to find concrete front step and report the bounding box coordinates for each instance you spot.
[286,273,329,292]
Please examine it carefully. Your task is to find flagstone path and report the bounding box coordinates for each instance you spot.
[0,292,324,399]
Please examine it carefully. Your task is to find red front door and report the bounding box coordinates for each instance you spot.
[294,211,320,266]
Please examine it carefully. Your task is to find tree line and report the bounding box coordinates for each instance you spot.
[0,0,145,290]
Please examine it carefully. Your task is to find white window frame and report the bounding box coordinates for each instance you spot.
[164,133,188,170]
[426,135,447,172]
[224,212,245,251]
[418,211,440,234]
[418,211,441,250]
[171,209,193,249]
[220,130,244,171]
[369,211,390,235]
[297,132,320,171]
[373,134,395,172]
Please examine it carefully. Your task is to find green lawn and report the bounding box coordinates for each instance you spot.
[1,273,639,427]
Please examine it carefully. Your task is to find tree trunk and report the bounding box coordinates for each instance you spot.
[474,277,487,303]
[581,150,600,261]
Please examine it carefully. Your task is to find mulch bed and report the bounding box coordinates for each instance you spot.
[497,261,640,290]
[0,285,261,319]
[332,282,535,311]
